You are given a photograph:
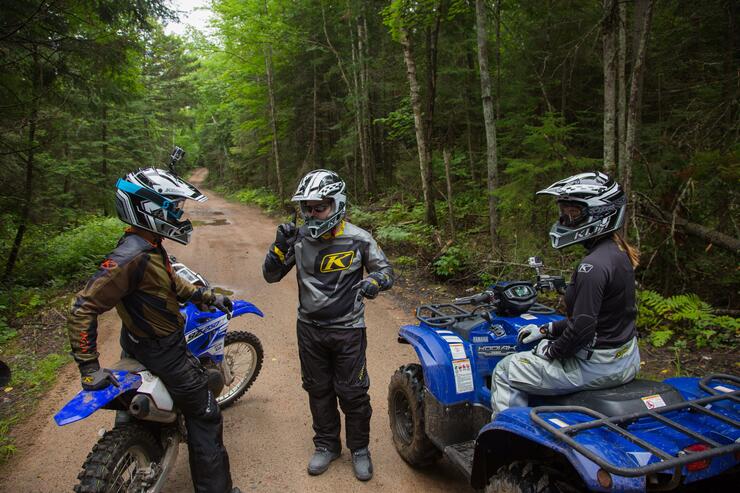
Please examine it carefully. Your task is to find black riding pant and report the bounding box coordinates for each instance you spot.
[121,328,232,493]
[296,320,371,452]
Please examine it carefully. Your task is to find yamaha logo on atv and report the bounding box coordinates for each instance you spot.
[472,336,490,343]
[477,345,517,357]
[320,250,355,273]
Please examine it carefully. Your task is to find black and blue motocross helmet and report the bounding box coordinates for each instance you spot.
[115,168,207,245]
[537,171,626,249]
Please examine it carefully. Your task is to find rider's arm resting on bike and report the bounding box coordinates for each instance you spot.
[68,249,147,384]
[546,262,607,360]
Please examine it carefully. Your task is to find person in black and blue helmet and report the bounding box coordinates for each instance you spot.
[491,171,641,418]
[262,169,394,481]
[68,167,240,493]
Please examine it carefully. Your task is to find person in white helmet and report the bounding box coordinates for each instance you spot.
[262,169,393,481]
[491,171,641,418]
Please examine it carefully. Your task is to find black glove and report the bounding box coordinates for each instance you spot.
[275,223,297,254]
[352,276,381,300]
[209,293,233,319]
[79,361,119,391]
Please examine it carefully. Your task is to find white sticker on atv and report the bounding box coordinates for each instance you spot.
[435,330,454,335]
[520,313,536,320]
[713,385,734,393]
[452,359,474,394]
[449,343,466,360]
[548,418,568,428]
[442,335,463,344]
[628,452,653,467]
[641,394,666,409]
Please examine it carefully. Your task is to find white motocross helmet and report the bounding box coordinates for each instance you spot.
[537,171,626,249]
[292,169,347,238]
[115,168,207,245]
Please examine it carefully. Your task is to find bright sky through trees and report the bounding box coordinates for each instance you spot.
[165,0,214,36]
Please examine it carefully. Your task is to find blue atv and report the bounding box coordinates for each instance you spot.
[388,257,739,492]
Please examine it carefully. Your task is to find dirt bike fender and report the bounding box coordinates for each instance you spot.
[232,299,264,318]
[54,370,141,426]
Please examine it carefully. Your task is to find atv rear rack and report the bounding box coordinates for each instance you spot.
[530,374,740,478]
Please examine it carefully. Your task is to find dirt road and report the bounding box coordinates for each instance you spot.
[0,169,468,492]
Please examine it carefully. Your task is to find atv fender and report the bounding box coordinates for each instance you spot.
[470,408,645,492]
[398,324,474,402]
[54,370,142,426]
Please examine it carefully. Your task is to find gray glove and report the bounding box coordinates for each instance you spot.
[209,293,233,319]
[79,361,119,391]
[352,276,381,300]
[517,322,552,345]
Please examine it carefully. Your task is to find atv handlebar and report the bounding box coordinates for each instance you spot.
[453,290,495,306]
[535,275,566,294]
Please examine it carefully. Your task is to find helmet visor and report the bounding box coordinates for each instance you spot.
[558,201,587,227]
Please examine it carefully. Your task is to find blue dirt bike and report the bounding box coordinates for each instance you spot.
[388,257,739,492]
[55,259,264,493]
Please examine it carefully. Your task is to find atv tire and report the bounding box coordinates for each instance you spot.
[486,461,583,493]
[75,424,163,493]
[217,330,264,409]
[388,363,441,467]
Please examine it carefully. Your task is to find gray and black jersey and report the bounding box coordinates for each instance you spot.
[263,220,393,328]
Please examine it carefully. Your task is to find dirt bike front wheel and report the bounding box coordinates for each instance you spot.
[216,330,264,409]
[75,424,163,493]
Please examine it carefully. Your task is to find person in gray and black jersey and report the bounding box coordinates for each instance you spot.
[491,171,641,418]
[262,169,393,481]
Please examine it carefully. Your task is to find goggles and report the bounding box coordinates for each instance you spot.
[301,202,331,214]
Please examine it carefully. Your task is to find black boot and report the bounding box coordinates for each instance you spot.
[351,448,373,481]
[307,447,340,475]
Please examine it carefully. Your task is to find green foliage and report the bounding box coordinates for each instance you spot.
[228,188,282,212]
[638,290,740,348]
[15,217,124,285]
[433,246,469,278]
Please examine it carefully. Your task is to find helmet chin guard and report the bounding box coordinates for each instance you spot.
[537,171,626,249]
[292,169,347,238]
[115,168,207,245]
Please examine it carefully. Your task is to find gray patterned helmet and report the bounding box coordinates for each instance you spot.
[115,168,207,245]
[536,171,626,249]
[292,169,347,238]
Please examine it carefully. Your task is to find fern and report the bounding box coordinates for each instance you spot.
[638,290,738,348]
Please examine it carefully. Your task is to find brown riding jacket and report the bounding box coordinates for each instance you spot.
[67,228,216,364]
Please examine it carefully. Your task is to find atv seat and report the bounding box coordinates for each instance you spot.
[533,379,685,417]
[111,358,146,373]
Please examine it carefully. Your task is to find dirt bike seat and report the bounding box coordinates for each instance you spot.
[532,379,685,417]
[111,358,147,373]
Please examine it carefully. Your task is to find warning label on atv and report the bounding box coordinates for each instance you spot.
[452,359,474,394]
[449,343,467,360]
[641,394,666,409]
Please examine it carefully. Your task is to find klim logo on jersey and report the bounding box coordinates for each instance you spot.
[320,251,355,272]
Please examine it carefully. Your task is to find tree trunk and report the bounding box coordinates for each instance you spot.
[475,0,499,252]
[443,148,455,239]
[349,11,370,196]
[101,105,109,216]
[399,26,436,226]
[617,0,627,171]
[264,43,284,200]
[4,51,41,282]
[622,0,655,224]
[495,0,502,119]
[603,0,618,173]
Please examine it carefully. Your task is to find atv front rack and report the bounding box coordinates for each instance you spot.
[530,374,740,479]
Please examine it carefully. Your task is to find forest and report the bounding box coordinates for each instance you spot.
[0,0,738,392]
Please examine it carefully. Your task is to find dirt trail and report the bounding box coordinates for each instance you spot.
[0,169,467,492]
